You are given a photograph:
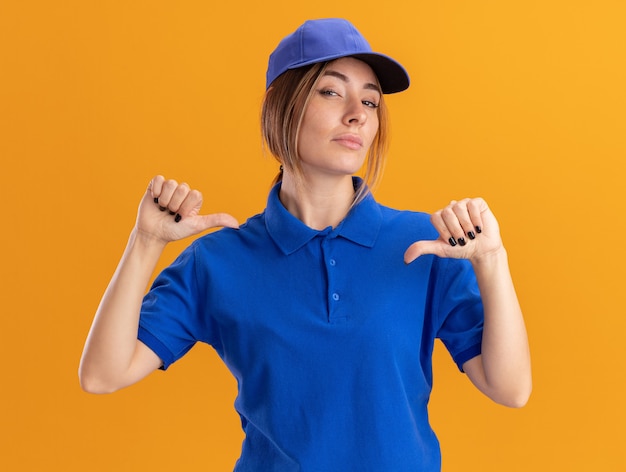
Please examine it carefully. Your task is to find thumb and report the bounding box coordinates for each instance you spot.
[404,240,447,264]
[193,212,240,232]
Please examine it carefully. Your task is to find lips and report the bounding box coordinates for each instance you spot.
[332,134,363,150]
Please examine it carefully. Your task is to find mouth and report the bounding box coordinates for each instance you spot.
[332,134,363,150]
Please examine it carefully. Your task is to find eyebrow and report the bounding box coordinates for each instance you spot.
[323,69,381,93]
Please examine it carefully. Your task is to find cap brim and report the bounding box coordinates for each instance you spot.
[350,53,410,94]
[285,52,410,94]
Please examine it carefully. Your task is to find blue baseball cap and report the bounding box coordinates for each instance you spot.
[266,18,410,94]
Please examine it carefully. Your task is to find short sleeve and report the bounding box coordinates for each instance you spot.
[138,242,209,370]
[434,257,484,372]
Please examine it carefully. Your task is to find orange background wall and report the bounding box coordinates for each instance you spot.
[1,1,624,470]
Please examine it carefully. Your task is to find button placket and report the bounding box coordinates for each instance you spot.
[328,252,339,305]
[322,239,342,322]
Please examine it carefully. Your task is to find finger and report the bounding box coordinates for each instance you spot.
[430,210,459,247]
[441,202,469,247]
[166,182,191,214]
[175,188,203,220]
[155,179,179,210]
[467,198,486,235]
[451,199,477,242]
[150,175,165,201]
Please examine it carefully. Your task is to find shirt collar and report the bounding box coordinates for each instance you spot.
[265,177,382,255]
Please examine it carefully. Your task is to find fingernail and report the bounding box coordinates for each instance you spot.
[458,237,466,246]
[475,226,482,234]
[169,210,176,215]
[174,213,182,223]
[159,206,167,212]
[448,237,457,247]
[468,231,476,240]
[154,197,159,204]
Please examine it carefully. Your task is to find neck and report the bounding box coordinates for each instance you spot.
[279,172,355,230]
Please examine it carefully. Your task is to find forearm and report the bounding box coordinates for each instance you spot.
[470,248,532,406]
[79,228,166,392]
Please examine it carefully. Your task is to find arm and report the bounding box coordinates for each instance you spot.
[404,198,531,407]
[78,176,238,394]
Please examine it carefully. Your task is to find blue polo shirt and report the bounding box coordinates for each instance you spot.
[139,180,484,472]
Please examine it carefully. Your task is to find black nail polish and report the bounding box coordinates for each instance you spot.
[475,226,482,234]
[448,237,457,247]
[169,210,176,215]
[458,237,466,246]
[468,231,476,240]
[154,197,159,204]
[159,206,167,212]
[174,213,182,223]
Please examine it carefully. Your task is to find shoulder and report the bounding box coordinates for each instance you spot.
[376,203,438,240]
[187,210,274,266]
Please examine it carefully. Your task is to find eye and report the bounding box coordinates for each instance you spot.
[318,88,339,97]
[362,100,379,109]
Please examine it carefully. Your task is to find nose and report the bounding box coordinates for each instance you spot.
[343,96,367,126]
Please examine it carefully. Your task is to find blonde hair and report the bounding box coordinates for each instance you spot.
[261,60,390,204]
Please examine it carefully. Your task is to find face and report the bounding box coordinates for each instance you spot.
[297,57,381,180]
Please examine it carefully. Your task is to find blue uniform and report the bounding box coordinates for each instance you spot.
[139,180,484,471]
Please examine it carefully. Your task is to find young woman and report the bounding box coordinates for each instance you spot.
[79,18,531,471]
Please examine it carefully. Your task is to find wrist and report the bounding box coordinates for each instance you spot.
[130,227,168,252]
[470,246,508,269]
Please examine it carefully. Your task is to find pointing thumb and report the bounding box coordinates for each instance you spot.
[195,212,240,231]
[404,240,443,264]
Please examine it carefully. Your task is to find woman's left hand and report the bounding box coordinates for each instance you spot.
[404,198,504,264]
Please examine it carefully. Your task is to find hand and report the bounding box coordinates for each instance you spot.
[135,175,239,244]
[404,198,504,264]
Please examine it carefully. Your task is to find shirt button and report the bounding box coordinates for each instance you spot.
[329,259,336,266]
[332,293,340,301]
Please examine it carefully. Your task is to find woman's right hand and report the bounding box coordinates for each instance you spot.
[137,175,239,244]
[79,174,239,394]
